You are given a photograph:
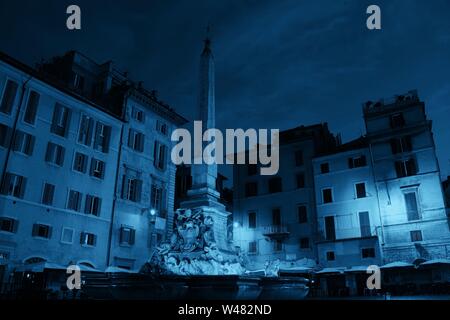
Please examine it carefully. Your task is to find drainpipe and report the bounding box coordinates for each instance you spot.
[105,92,129,267]
[368,142,386,265]
[0,75,33,193]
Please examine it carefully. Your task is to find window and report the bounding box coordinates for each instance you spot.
[85,195,102,216]
[45,142,65,166]
[0,217,17,233]
[42,183,55,205]
[322,188,333,204]
[50,103,71,137]
[404,192,420,221]
[67,190,82,211]
[320,163,330,174]
[122,176,142,202]
[247,164,257,176]
[272,208,281,226]
[32,224,51,239]
[395,158,417,178]
[355,183,367,199]
[298,205,308,223]
[154,141,167,170]
[89,158,105,179]
[61,228,74,244]
[390,113,405,129]
[132,107,145,123]
[120,226,136,245]
[248,241,257,254]
[78,115,95,146]
[410,230,423,242]
[299,238,310,249]
[0,172,26,198]
[93,122,111,153]
[326,251,335,261]
[268,177,282,193]
[73,73,85,90]
[0,124,13,148]
[156,120,168,135]
[359,211,371,237]
[273,239,283,252]
[348,155,367,168]
[128,129,144,152]
[245,182,258,197]
[296,173,305,189]
[362,248,375,259]
[0,80,18,114]
[390,136,412,154]
[73,152,88,173]
[80,232,96,246]
[295,150,304,166]
[12,131,35,156]
[151,184,164,213]
[23,91,40,124]
[248,212,256,229]
[325,216,336,241]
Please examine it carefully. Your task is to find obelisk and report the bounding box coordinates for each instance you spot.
[180,33,231,251]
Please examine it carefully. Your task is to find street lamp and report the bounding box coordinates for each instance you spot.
[141,207,158,224]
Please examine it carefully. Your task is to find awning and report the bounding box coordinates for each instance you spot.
[15,262,66,272]
[105,266,136,273]
[315,267,346,274]
[420,259,450,266]
[380,261,414,269]
[78,264,102,273]
[345,265,370,273]
[279,267,313,274]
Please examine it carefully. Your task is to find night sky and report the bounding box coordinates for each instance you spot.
[1,0,450,182]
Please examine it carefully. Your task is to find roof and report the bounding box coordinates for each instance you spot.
[316,136,368,158]
[0,50,188,125]
[0,51,122,120]
[380,261,414,269]
[420,259,450,266]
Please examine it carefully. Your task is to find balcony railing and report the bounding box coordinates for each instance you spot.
[262,225,290,238]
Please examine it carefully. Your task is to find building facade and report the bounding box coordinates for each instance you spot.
[364,90,450,263]
[0,50,186,286]
[232,124,336,268]
[0,52,121,279]
[313,139,382,271]
[232,91,450,279]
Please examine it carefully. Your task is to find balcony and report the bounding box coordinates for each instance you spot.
[262,225,290,239]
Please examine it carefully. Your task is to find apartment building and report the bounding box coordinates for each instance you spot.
[364,90,450,263]
[0,50,187,285]
[313,137,382,271]
[0,52,121,279]
[232,124,336,268]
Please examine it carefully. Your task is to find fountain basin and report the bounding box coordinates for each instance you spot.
[81,274,309,300]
